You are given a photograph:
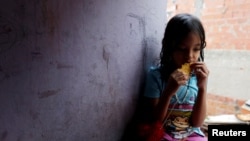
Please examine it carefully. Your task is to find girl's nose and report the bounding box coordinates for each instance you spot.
[184,50,193,60]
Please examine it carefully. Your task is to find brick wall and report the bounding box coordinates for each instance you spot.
[206,93,249,115]
[167,0,250,50]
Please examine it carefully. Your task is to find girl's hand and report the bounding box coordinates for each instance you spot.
[190,62,209,89]
[165,69,190,96]
[171,69,190,85]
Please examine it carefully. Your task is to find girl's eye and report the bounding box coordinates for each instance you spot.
[176,45,201,52]
[194,47,201,51]
[176,47,186,51]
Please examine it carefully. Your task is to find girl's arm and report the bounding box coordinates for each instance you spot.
[154,70,189,122]
[190,88,207,127]
[141,69,189,123]
[190,62,209,127]
[155,86,177,122]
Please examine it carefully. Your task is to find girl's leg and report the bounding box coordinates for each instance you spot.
[162,132,178,141]
[162,132,207,141]
[185,133,207,141]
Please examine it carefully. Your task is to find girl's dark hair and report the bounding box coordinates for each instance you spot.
[159,13,206,80]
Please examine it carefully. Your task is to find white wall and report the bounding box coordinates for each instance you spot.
[206,50,250,100]
[0,0,167,141]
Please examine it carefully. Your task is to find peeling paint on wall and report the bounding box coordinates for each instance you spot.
[38,89,60,99]
[0,16,21,53]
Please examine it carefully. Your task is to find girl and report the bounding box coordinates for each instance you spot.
[140,13,209,141]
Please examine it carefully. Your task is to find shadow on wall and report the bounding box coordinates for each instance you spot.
[119,86,147,141]
[120,37,161,141]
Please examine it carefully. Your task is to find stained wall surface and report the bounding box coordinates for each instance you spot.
[0,0,166,141]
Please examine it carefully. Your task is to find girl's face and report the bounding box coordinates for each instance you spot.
[172,32,201,68]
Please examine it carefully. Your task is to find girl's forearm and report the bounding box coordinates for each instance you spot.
[190,88,207,127]
[155,88,175,122]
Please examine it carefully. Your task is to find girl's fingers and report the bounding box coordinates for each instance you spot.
[171,70,189,85]
[191,62,209,76]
